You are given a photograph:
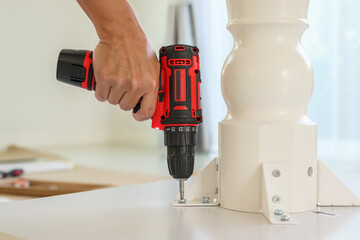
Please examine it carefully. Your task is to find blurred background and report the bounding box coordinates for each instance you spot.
[0,0,359,165]
[304,0,360,163]
[0,0,230,157]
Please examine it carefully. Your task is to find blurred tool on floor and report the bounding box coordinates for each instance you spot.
[56,44,202,203]
[0,169,23,179]
[0,146,73,175]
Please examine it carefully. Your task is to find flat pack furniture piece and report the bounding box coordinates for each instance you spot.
[0,180,359,240]
[175,0,360,224]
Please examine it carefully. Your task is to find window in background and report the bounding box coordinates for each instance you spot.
[304,0,360,162]
[193,0,231,153]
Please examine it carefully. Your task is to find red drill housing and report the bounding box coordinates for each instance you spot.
[152,45,202,180]
[152,45,202,130]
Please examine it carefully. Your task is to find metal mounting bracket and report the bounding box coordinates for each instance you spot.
[172,157,220,207]
[261,162,297,224]
[317,160,360,206]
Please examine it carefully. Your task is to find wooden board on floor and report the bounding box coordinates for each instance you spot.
[0,165,170,201]
[0,232,27,240]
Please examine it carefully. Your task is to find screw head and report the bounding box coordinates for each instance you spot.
[202,196,210,204]
[272,195,281,203]
[178,198,187,204]
[272,169,281,177]
[280,214,290,221]
[274,209,284,216]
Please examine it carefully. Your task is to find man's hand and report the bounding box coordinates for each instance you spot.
[76,0,159,121]
[93,37,159,121]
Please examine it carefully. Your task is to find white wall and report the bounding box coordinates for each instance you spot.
[0,0,166,149]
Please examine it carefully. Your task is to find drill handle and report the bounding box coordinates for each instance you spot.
[56,49,141,113]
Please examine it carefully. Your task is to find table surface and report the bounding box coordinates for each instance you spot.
[0,179,359,240]
[0,146,359,240]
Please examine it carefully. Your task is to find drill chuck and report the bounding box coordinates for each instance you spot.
[165,126,197,179]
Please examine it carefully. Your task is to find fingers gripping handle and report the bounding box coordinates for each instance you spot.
[56,49,141,113]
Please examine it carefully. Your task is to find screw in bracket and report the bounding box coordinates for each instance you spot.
[272,169,281,177]
[272,195,281,203]
[274,209,284,216]
[202,196,210,204]
[178,198,187,204]
[280,214,290,221]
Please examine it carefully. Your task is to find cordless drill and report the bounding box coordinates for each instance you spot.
[56,45,202,203]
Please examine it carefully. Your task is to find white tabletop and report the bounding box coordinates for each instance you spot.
[0,179,359,240]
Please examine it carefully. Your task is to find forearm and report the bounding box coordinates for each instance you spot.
[76,0,145,41]
[76,0,159,121]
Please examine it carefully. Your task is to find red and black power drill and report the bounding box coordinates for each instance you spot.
[56,45,202,203]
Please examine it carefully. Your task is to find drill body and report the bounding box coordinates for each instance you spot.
[152,45,202,182]
[56,44,202,201]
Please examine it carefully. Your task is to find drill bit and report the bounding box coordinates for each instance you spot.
[178,179,186,204]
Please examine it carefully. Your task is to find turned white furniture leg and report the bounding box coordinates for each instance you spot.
[176,0,359,224]
[220,0,317,215]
